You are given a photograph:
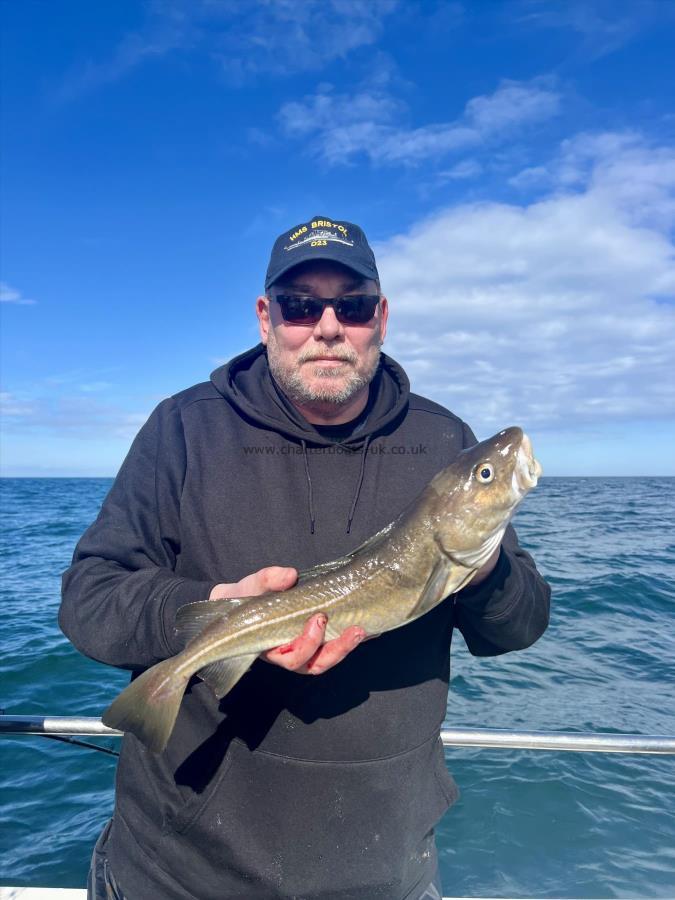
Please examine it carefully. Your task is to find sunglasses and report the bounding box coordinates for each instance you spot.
[273,294,380,325]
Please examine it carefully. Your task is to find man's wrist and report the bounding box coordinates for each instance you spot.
[469,545,501,586]
[458,547,511,607]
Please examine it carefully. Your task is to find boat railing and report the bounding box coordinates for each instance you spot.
[2,716,675,754]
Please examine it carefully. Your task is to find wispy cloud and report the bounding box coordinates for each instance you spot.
[208,0,398,82]
[54,15,190,102]
[54,0,398,101]
[1,389,150,441]
[0,392,36,416]
[278,77,561,166]
[512,131,675,231]
[0,282,36,305]
[515,0,672,61]
[438,159,484,181]
[0,388,149,475]
[0,369,152,443]
[377,131,675,433]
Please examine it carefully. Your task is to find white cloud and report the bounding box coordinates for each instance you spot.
[0,371,150,443]
[510,131,675,233]
[508,165,549,189]
[55,0,398,100]
[54,20,188,102]
[557,133,675,231]
[278,78,561,166]
[438,160,484,181]
[209,0,398,81]
[515,0,671,61]
[1,391,151,442]
[279,85,401,136]
[464,80,560,133]
[0,392,36,416]
[0,282,36,305]
[377,132,675,433]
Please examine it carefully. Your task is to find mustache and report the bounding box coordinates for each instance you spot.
[298,350,358,364]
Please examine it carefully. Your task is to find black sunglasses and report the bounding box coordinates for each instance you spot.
[273,294,380,325]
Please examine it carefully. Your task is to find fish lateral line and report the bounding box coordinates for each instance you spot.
[186,573,385,651]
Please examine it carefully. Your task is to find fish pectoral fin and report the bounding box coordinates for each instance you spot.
[197,653,257,700]
[445,566,478,595]
[409,557,454,619]
[175,597,246,647]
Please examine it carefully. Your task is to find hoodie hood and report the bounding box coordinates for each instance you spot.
[210,343,409,448]
[211,344,410,533]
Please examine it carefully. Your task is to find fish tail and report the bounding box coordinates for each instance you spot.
[102,657,190,754]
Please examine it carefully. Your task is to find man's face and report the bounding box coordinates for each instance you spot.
[257,260,388,411]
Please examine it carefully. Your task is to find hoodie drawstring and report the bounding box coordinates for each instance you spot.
[300,436,372,535]
[301,439,316,535]
[347,435,371,534]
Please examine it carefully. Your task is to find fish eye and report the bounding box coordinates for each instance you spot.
[475,463,494,483]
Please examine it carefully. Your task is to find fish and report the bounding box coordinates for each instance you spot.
[102,426,542,753]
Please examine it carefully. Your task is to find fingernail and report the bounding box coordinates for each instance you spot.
[315,615,327,629]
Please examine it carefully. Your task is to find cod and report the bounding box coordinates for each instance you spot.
[103,426,542,753]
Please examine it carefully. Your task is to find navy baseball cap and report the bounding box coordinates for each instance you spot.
[265,215,379,290]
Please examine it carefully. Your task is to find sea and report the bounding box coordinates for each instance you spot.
[1,476,674,898]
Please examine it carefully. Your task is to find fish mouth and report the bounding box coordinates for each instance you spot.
[514,432,542,492]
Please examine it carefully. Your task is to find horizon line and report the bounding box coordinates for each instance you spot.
[2,474,674,480]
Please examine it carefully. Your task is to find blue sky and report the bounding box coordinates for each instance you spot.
[2,0,674,476]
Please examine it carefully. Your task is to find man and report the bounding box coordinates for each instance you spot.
[60,216,550,900]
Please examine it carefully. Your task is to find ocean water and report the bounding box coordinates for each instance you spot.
[1,476,674,898]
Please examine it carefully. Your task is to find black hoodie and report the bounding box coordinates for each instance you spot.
[60,345,550,900]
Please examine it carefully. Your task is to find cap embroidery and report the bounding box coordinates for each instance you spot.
[284,229,355,252]
[265,216,378,290]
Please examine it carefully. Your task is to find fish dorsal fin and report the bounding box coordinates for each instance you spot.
[297,520,398,583]
[175,597,246,647]
[197,654,258,699]
[408,556,454,620]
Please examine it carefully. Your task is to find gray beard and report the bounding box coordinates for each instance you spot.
[267,350,381,407]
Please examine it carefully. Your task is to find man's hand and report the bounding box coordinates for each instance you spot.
[209,565,297,601]
[209,566,366,675]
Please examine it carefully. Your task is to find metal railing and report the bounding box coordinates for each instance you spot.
[2,716,675,754]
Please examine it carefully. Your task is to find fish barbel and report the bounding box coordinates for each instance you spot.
[103,426,542,753]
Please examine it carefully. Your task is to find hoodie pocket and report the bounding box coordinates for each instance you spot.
[161,733,458,900]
